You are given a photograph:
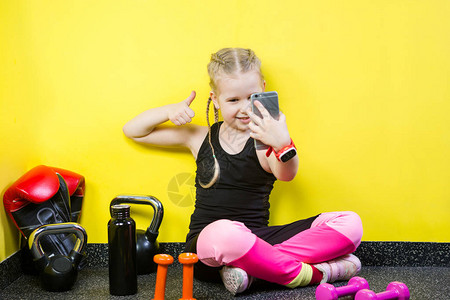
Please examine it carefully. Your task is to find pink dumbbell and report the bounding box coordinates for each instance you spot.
[316,277,369,300]
[355,282,410,300]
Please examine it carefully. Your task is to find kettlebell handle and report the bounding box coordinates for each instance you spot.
[29,222,87,259]
[110,195,164,234]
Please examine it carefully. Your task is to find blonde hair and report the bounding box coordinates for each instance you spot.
[208,48,264,93]
[199,48,263,188]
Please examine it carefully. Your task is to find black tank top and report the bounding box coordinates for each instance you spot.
[185,122,276,243]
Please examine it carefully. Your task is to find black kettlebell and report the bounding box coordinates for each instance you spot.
[29,222,87,292]
[110,195,164,274]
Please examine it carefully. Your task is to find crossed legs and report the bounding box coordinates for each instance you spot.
[196,211,363,287]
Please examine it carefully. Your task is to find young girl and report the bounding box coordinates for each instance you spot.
[123,48,363,295]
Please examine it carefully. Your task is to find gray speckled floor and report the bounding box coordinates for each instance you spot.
[1,242,449,299]
[1,264,449,300]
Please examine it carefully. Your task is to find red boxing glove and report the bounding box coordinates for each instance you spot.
[50,167,85,222]
[3,165,85,237]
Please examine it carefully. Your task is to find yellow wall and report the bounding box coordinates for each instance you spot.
[2,0,449,261]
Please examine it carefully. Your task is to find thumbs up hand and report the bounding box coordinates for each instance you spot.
[168,91,196,126]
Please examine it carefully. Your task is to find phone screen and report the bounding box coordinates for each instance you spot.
[251,91,279,150]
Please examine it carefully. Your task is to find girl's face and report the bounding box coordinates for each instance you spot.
[211,71,265,132]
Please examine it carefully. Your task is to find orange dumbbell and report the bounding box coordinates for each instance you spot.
[152,254,174,300]
[178,252,198,300]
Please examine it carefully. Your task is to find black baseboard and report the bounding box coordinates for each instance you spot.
[1,241,449,291]
[0,251,22,291]
[353,241,449,267]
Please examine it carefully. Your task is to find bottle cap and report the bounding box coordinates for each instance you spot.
[111,204,131,218]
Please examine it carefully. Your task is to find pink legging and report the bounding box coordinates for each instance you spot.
[196,211,363,286]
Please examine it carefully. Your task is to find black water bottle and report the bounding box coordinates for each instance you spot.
[108,204,138,295]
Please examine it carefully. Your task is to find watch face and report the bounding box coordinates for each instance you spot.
[280,149,297,162]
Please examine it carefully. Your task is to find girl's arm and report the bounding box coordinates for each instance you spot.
[123,91,207,155]
[248,101,299,181]
[264,139,299,181]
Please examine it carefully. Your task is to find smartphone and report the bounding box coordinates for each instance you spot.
[251,91,280,150]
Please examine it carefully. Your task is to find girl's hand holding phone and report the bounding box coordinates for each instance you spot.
[247,101,291,152]
[167,91,196,126]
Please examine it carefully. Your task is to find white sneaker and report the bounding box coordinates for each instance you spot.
[314,254,361,283]
[219,266,253,295]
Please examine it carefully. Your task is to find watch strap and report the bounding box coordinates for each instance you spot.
[265,138,296,161]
